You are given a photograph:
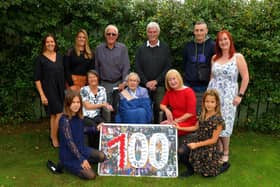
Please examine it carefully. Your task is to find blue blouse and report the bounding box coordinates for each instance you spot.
[59,115,93,174]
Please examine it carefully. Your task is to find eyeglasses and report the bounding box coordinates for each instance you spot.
[106,33,117,36]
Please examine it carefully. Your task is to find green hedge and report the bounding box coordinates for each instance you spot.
[0,0,279,132]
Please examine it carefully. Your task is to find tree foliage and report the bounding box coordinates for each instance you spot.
[0,0,279,132]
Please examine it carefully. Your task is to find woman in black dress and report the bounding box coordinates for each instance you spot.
[64,29,94,91]
[34,34,64,148]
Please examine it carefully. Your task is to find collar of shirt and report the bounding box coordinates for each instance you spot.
[105,42,120,49]
[127,87,138,98]
[146,40,160,48]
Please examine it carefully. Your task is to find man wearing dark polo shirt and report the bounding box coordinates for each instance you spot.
[135,21,172,123]
[95,24,130,105]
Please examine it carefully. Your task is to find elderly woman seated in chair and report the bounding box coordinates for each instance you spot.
[115,72,153,124]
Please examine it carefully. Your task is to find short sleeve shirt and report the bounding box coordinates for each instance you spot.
[80,85,107,118]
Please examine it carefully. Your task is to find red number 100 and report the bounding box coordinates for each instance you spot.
[107,132,169,169]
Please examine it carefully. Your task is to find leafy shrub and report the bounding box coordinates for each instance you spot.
[248,109,280,134]
[0,0,279,132]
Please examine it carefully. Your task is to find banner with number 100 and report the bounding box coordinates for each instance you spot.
[98,123,178,177]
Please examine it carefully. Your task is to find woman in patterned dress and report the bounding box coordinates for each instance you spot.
[208,30,249,163]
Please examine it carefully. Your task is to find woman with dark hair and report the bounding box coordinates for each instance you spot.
[80,70,113,147]
[34,34,64,148]
[59,90,106,179]
[208,30,249,163]
[64,29,95,91]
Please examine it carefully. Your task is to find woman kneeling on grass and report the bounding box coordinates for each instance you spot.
[59,90,106,179]
[175,89,230,177]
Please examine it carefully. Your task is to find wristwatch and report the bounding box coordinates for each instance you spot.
[238,93,244,98]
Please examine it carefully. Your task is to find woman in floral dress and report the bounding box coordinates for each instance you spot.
[176,89,229,177]
[208,30,249,163]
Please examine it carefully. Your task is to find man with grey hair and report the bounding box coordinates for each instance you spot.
[135,21,172,123]
[183,21,215,112]
[95,24,130,107]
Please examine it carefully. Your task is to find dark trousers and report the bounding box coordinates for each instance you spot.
[178,143,194,173]
[83,116,104,149]
[148,86,165,124]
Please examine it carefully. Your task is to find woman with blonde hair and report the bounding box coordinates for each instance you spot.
[64,29,95,91]
[160,69,197,143]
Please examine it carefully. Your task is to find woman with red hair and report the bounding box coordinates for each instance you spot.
[208,30,249,163]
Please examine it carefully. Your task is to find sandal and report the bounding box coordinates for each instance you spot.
[221,153,229,163]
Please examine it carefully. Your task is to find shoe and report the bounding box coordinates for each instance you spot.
[56,162,64,173]
[179,170,194,178]
[47,160,63,174]
[220,162,231,174]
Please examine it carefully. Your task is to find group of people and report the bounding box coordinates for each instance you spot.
[34,20,249,180]
[160,23,249,177]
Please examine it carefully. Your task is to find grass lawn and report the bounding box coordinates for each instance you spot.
[0,120,279,187]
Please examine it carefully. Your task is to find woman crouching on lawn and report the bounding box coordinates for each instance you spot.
[59,90,106,179]
[175,89,230,177]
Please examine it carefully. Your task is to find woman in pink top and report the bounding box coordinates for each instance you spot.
[160,69,197,142]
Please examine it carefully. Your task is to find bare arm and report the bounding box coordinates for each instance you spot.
[83,101,113,111]
[160,104,173,122]
[237,54,249,95]
[35,80,48,105]
[173,121,199,132]
[233,54,249,106]
[173,113,194,124]
[188,124,223,149]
